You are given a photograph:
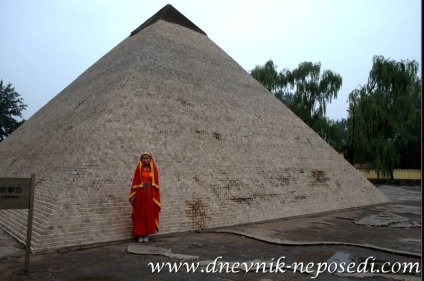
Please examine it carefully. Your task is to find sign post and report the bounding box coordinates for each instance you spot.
[0,174,35,271]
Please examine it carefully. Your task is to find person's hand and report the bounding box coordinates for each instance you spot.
[130,197,135,205]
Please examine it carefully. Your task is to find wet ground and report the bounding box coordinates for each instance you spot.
[0,184,421,281]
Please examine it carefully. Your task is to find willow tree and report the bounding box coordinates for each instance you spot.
[250,60,293,105]
[353,56,420,179]
[280,62,342,132]
[251,60,344,151]
[251,60,279,93]
[346,87,362,165]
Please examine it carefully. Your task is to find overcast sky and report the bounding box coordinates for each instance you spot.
[0,0,421,121]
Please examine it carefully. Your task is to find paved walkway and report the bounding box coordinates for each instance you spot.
[0,185,421,280]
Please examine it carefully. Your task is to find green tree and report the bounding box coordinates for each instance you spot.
[332,118,348,155]
[0,80,27,141]
[314,116,344,152]
[349,56,420,179]
[250,60,279,93]
[280,62,342,132]
[250,59,293,105]
[251,60,344,151]
[346,87,364,165]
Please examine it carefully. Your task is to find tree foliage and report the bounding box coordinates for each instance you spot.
[250,60,293,105]
[280,62,342,132]
[251,56,420,175]
[346,87,363,165]
[251,60,343,150]
[313,116,345,152]
[0,80,27,141]
[347,56,421,178]
[251,60,280,94]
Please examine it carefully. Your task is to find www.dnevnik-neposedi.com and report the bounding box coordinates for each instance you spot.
[148,256,421,279]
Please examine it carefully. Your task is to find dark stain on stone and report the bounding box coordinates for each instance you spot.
[73,99,87,112]
[230,196,253,205]
[230,193,280,205]
[294,194,307,200]
[186,199,208,230]
[213,132,222,140]
[176,97,192,106]
[311,170,330,184]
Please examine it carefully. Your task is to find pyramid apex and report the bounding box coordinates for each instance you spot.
[130,4,207,37]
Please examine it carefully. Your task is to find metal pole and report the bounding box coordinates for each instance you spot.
[24,174,35,271]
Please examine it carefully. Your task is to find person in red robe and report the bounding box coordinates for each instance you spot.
[129,152,161,243]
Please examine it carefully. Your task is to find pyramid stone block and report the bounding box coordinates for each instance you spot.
[0,4,389,252]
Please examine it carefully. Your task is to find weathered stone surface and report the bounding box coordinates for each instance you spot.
[0,5,389,252]
[355,212,420,228]
[127,244,198,260]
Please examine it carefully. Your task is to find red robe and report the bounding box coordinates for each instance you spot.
[129,158,160,236]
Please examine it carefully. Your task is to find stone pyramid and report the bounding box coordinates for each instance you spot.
[0,4,389,252]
